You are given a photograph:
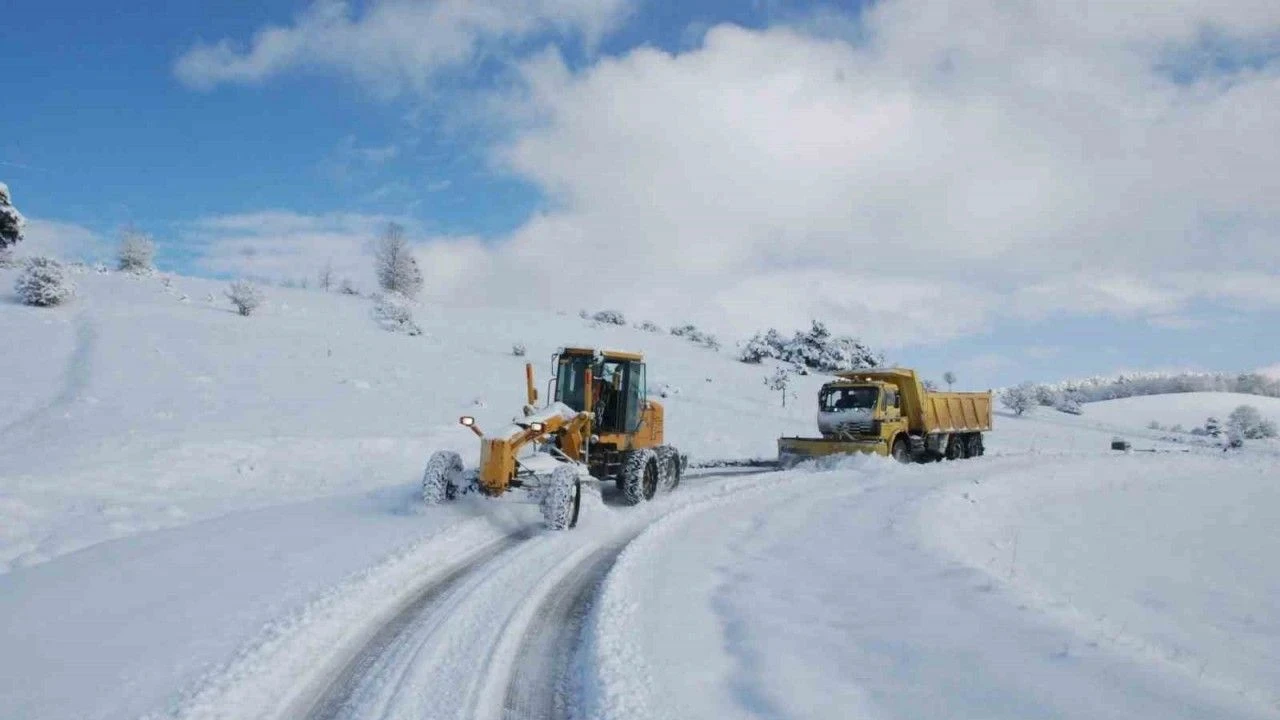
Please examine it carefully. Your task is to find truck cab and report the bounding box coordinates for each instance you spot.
[816,381,906,440]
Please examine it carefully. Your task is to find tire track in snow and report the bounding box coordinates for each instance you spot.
[498,539,631,720]
[0,312,96,444]
[302,528,537,720]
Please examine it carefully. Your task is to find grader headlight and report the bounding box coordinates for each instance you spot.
[460,416,475,427]
[530,421,546,433]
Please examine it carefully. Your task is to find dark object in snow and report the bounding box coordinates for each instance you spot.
[1110,438,1131,451]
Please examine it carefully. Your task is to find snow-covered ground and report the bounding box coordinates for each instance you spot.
[2,266,1278,719]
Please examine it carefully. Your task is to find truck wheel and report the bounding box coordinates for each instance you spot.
[963,433,980,458]
[621,449,659,505]
[656,445,682,490]
[422,450,464,504]
[972,433,985,457]
[945,435,966,461]
[891,437,911,464]
[540,465,582,530]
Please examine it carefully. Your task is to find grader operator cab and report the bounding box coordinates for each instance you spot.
[421,347,685,530]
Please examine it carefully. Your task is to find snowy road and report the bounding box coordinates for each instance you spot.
[581,459,1278,720]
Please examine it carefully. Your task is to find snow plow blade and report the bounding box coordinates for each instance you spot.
[777,436,888,467]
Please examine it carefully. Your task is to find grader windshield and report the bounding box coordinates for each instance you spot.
[555,353,646,433]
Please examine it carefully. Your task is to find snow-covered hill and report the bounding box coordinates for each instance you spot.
[2,266,1277,720]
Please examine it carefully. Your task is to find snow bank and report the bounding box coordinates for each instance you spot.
[921,453,1280,712]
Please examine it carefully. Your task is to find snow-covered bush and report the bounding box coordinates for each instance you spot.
[226,280,263,316]
[374,222,423,298]
[999,382,1037,416]
[339,279,359,295]
[0,182,26,265]
[372,293,422,336]
[117,230,156,274]
[1227,405,1278,440]
[592,310,627,326]
[1054,395,1083,415]
[14,256,75,307]
[636,321,662,333]
[669,323,720,350]
[512,342,527,357]
[738,322,880,372]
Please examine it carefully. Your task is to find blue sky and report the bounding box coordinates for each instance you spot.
[3,0,1278,388]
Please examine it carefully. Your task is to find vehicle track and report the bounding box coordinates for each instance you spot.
[500,540,630,720]
[302,529,537,720]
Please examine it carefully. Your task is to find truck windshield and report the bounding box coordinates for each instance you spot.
[820,386,880,412]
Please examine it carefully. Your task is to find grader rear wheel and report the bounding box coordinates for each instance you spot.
[656,445,682,490]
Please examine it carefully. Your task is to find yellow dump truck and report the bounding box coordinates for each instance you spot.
[778,368,992,465]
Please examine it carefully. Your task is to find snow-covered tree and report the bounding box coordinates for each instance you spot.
[1204,416,1222,438]
[999,382,1037,416]
[318,261,334,292]
[0,182,26,266]
[15,256,75,307]
[226,280,263,316]
[764,366,793,407]
[1228,405,1278,440]
[943,371,957,390]
[737,322,879,372]
[636,321,662,333]
[374,222,423,298]
[117,230,156,273]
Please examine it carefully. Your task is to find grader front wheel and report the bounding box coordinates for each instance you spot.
[540,465,582,530]
[422,450,464,504]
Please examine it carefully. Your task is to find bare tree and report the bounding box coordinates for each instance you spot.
[226,280,264,316]
[318,261,333,292]
[765,366,793,407]
[374,222,423,298]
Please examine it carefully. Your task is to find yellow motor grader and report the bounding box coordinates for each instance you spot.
[422,347,685,529]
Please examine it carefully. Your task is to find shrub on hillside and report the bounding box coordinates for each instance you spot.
[15,256,75,307]
[636,321,662,333]
[512,342,527,357]
[372,293,422,336]
[670,323,720,350]
[226,280,264,316]
[591,310,626,326]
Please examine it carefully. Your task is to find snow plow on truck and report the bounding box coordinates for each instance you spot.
[422,347,686,529]
[778,368,992,465]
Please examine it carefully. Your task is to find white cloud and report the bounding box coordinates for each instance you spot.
[179,1,1280,350]
[402,5,1280,347]
[19,219,109,264]
[174,0,633,94]
[187,211,409,292]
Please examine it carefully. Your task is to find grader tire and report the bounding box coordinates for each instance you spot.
[540,465,582,530]
[621,449,659,505]
[656,445,682,490]
[422,450,464,505]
